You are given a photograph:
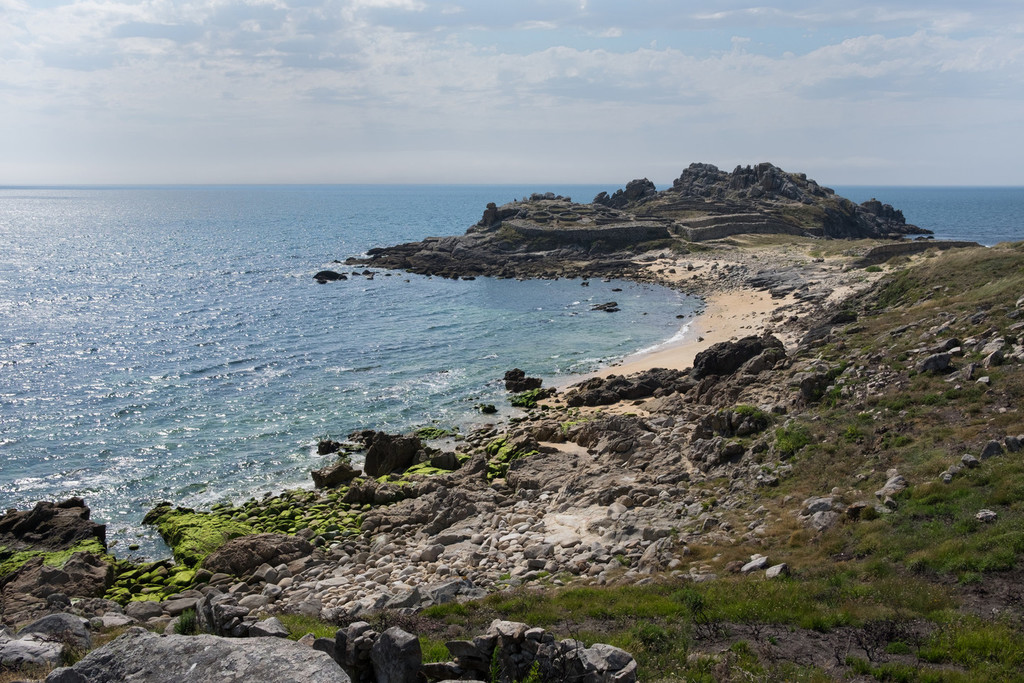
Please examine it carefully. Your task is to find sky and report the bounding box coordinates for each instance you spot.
[1,0,1022,186]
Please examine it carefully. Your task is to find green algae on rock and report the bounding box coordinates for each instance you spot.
[0,538,108,580]
[143,504,255,568]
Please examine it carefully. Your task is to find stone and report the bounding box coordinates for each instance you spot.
[312,459,360,488]
[250,616,290,638]
[691,335,785,379]
[808,511,840,531]
[801,496,833,516]
[916,353,952,374]
[238,594,271,610]
[49,627,351,682]
[125,600,164,621]
[976,509,998,523]
[765,563,790,579]
[980,440,1004,459]
[370,627,422,683]
[363,432,422,477]
[875,473,908,499]
[582,643,638,682]
[313,270,346,283]
[1,551,114,622]
[504,368,544,392]
[419,544,445,563]
[162,597,198,617]
[0,638,65,668]
[201,533,313,577]
[42,668,90,683]
[0,498,106,551]
[19,613,92,652]
[740,555,770,573]
[961,454,980,468]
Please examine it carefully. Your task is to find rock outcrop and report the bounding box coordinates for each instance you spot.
[0,498,106,551]
[47,627,351,683]
[345,162,929,281]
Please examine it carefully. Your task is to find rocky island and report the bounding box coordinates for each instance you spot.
[3,164,1021,682]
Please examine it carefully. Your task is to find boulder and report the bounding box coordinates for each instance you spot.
[19,613,92,652]
[312,459,360,488]
[875,473,908,500]
[48,627,351,682]
[313,270,346,283]
[370,627,422,683]
[916,353,952,374]
[2,552,114,623]
[363,432,422,477]
[980,440,1005,459]
[582,643,638,682]
[503,368,543,392]
[201,533,313,577]
[0,498,106,551]
[691,335,784,379]
[250,616,290,638]
[0,638,64,669]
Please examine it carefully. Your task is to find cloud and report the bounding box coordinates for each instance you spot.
[1,1,1022,184]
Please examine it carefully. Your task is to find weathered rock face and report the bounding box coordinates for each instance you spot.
[370,627,422,683]
[200,533,314,577]
[48,627,351,683]
[593,178,657,209]
[504,368,543,392]
[362,432,422,477]
[691,335,786,379]
[659,162,928,239]
[564,368,695,407]
[346,163,926,284]
[312,458,360,488]
[0,498,106,551]
[1,552,114,620]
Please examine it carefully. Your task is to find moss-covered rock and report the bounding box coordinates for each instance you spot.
[143,504,255,567]
[0,538,108,580]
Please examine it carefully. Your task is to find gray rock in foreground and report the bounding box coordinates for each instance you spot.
[48,627,351,683]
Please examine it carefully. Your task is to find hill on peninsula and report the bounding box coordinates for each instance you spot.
[349,162,930,280]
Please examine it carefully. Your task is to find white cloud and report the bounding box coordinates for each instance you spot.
[1,1,1022,184]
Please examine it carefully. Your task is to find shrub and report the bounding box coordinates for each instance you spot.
[174,608,198,635]
[775,424,812,458]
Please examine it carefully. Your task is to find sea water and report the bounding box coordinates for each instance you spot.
[1,184,1020,557]
[0,185,696,556]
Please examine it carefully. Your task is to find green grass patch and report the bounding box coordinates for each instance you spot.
[278,613,337,641]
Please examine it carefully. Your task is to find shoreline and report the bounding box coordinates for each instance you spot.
[589,287,794,379]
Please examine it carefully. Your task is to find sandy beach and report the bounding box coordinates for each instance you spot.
[595,287,791,377]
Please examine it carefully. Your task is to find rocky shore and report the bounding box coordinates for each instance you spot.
[1,165,1011,681]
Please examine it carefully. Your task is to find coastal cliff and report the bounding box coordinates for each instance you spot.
[4,176,1023,681]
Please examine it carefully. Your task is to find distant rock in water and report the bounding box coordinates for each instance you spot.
[313,270,346,282]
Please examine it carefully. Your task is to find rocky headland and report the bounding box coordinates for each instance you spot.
[2,165,1019,682]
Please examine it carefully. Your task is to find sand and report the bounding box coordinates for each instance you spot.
[593,287,792,378]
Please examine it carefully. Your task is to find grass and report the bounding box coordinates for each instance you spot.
[278,613,337,640]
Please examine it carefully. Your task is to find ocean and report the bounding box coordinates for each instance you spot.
[1,184,1021,558]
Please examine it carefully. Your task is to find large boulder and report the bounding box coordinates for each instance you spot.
[2,553,114,623]
[46,627,351,682]
[312,459,360,488]
[200,533,313,577]
[19,613,92,652]
[0,498,106,551]
[363,432,422,477]
[370,627,422,683]
[691,335,785,379]
[503,368,543,392]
